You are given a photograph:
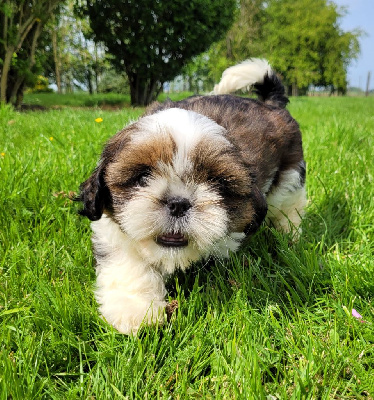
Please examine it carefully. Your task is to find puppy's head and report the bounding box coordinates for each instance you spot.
[79,108,267,271]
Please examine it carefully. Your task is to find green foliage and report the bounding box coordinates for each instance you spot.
[0,0,62,104]
[263,0,361,93]
[205,0,362,94]
[1,97,374,397]
[26,75,53,93]
[206,0,265,82]
[98,69,130,94]
[80,0,236,105]
[43,1,111,95]
[182,54,214,94]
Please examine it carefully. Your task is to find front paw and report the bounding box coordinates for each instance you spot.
[99,296,167,335]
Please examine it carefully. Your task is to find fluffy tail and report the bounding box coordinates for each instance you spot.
[212,58,289,108]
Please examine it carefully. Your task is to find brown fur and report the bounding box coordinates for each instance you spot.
[77,60,307,336]
[146,95,304,191]
[80,94,304,237]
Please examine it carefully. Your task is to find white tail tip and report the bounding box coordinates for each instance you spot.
[213,58,273,95]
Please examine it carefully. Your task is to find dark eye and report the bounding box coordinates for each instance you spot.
[208,175,235,195]
[132,167,152,187]
[117,166,152,189]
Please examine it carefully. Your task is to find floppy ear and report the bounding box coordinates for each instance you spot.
[244,185,268,235]
[78,163,111,221]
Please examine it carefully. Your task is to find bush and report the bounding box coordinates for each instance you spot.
[98,70,129,94]
[26,75,53,93]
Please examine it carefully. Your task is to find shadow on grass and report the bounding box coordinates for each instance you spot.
[303,190,352,250]
[165,191,353,318]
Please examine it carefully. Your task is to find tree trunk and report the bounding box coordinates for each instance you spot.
[9,76,24,105]
[292,83,299,97]
[1,0,60,104]
[145,79,159,105]
[0,47,15,103]
[52,28,62,94]
[94,43,99,92]
[2,21,43,105]
[87,69,93,95]
[365,71,371,97]
[66,70,74,93]
[15,83,25,108]
[129,73,159,106]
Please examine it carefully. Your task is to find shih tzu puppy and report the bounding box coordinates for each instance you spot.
[79,59,307,335]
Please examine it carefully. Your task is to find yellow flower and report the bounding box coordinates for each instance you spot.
[1,152,5,157]
[49,137,53,141]
[95,117,103,123]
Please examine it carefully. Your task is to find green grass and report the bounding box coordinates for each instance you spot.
[1,96,374,399]
[23,91,195,108]
[23,91,132,108]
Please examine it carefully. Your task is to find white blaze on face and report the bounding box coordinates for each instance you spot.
[132,108,229,176]
[115,108,241,270]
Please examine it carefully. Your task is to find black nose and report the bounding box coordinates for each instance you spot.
[167,197,192,218]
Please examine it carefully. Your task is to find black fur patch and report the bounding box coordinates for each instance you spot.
[253,72,289,109]
[78,164,112,221]
[244,186,268,236]
[298,160,306,187]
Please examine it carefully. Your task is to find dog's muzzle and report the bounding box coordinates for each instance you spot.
[155,232,189,247]
[166,197,191,218]
[155,197,191,247]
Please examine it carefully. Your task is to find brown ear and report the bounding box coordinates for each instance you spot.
[78,163,111,221]
[244,186,268,235]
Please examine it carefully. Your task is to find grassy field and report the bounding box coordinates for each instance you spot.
[1,95,374,399]
[22,91,195,108]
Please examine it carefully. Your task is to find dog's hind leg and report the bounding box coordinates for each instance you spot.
[265,166,307,239]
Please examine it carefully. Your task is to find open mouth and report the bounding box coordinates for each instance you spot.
[155,232,189,247]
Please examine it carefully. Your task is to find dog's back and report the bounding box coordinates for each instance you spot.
[145,59,303,195]
[146,58,306,235]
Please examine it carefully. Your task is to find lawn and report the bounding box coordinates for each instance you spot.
[22,91,195,108]
[0,95,374,399]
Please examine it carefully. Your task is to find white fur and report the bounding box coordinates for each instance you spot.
[118,174,231,273]
[92,211,243,335]
[133,108,227,149]
[132,108,231,177]
[91,109,246,335]
[213,58,272,95]
[266,169,307,238]
[92,216,167,335]
[89,68,306,335]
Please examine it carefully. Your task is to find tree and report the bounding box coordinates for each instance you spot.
[182,54,213,94]
[79,0,236,106]
[207,0,265,83]
[262,0,361,94]
[195,0,361,95]
[0,0,62,105]
[45,1,110,95]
